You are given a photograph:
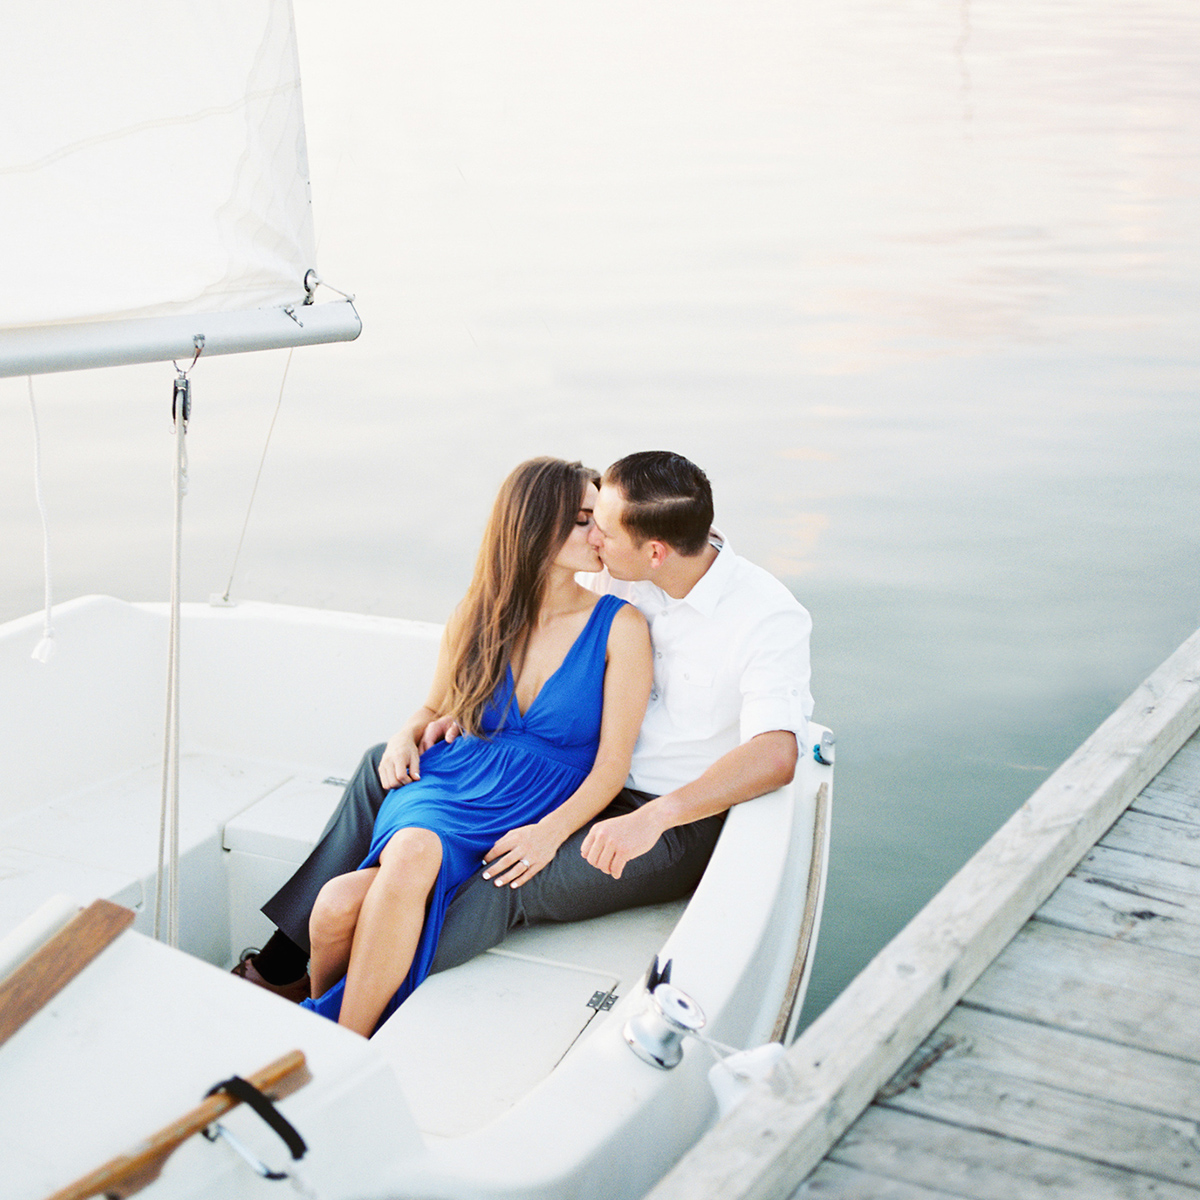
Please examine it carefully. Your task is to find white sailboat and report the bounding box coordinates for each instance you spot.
[0,5,832,1198]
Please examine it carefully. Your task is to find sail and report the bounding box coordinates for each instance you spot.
[0,0,359,376]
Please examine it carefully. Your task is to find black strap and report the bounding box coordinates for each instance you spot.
[205,1075,307,1160]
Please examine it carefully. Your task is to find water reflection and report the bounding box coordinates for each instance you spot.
[2,0,1198,1023]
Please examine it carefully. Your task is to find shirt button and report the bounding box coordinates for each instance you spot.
[655,651,663,659]
[650,691,659,701]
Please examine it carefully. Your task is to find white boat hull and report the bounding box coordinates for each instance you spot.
[0,596,831,1199]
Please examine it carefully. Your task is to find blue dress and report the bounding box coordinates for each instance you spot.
[302,593,627,1031]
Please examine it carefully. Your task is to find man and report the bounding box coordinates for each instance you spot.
[235,451,812,999]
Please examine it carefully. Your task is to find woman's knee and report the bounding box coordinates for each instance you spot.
[379,827,443,884]
[311,872,371,942]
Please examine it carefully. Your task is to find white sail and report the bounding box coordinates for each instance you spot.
[0,0,359,376]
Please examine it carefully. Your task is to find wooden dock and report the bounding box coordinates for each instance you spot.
[648,627,1200,1199]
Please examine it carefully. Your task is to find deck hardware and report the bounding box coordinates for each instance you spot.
[323,776,351,787]
[623,983,707,1070]
[203,1073,307,1162]
[647,955,672,990]
[814,730,835,766]
[587,989,619,1011]
[171,374,191,428]
[46,1051,310,1200]
[283,304,304,327]
[203,1123,288,1181]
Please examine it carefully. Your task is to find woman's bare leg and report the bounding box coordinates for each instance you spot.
[338,828,443,1037]
[308,868,378,998]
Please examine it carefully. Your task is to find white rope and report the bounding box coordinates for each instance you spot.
[154,373,191,946]
[26,377,56,664]
[217,347,294,604]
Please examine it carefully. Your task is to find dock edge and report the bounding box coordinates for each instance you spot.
[647,626,1200,1200]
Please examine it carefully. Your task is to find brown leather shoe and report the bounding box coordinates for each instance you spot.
[231,952,311,1003]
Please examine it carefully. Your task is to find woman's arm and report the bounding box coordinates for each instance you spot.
[377,612,460,790]
[483,602,653,887]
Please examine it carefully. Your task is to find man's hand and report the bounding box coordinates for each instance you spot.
[418,714,462,752]
[581,806,664,880]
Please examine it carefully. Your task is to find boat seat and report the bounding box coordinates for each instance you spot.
[372,899,688,1138]
[224,777,694,1140]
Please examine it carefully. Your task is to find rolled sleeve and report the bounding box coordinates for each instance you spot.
[738,607,813,746]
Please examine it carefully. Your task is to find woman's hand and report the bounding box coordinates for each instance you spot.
[378,731,422,790]
[481,821,566,888]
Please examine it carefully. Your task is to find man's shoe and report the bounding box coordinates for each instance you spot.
[231,951,311,1003]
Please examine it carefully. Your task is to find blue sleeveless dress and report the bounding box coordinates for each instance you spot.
[302,593,627,1032]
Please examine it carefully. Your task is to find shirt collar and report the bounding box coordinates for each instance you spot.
[673,529,732,617]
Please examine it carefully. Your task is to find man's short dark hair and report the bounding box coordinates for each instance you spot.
[603,451,714,557]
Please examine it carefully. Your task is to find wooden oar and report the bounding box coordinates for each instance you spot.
[45,1050,312,1200]
[0,898,135,1048]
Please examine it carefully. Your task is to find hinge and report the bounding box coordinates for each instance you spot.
[587,989,618,1012]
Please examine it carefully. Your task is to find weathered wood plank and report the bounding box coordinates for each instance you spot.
[1102,809,1200,869]
[1074,842,1200,901]
[881,1052,1200,1187]
[964,920,1200,1062]
[646,629,1200,1200]
[1132,778,1200,826]
[792,1160,969,1199]
[829,1106,1200,1200]
[1128,787,1200,825]
[891,1007,1200,1123]
[1133,734,1200,818]
[1038,873,1200,956]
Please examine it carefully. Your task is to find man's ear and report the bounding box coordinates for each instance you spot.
[646,539,670,569]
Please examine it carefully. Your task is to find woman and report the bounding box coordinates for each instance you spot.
[301,458,652,1037]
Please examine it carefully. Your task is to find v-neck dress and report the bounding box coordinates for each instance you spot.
[302,593,627,1030]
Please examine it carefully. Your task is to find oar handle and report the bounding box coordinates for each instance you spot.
[45,1050,312,1200]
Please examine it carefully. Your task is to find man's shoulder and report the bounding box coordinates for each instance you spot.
[718,547,808,618]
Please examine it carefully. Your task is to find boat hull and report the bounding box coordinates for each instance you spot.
[0,596,831,1199]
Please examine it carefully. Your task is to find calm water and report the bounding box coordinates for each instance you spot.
[2,0,1198,1025]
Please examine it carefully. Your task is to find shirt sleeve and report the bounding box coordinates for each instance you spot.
[737,604,813,748]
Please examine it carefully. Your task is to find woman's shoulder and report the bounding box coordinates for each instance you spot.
[605,594,650,645]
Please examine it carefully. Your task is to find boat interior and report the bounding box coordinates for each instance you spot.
[0,594,830,1198]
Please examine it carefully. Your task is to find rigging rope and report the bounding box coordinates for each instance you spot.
[154,349,199,946]
[217,347,294,604]
[26,377,56,664]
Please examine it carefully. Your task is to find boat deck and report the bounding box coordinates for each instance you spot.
[648,627,1200,1200]
[805,725,1200,1198]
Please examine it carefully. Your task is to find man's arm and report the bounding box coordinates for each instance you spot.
[580,729,798,879]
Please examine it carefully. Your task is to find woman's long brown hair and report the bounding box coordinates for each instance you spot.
[444,457,599,735]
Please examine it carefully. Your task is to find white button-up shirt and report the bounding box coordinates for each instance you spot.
[584,536,812,797]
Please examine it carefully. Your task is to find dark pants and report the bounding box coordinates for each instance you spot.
[261,743,724,974]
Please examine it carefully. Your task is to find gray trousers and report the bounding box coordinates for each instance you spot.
[261,743,724,973]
